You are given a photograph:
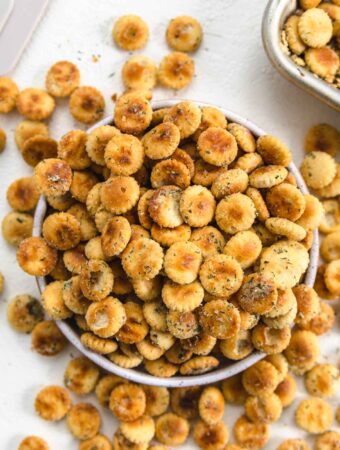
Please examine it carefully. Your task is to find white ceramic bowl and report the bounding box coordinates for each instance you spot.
[33,99,319,387]
[262,0,340,112]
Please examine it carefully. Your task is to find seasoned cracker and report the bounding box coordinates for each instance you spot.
[278,440,310,450]
[166,16,202,52]
[224,230,262,269]
[265,217,306,241]
[295,397,333,433]
[304,123,340,156]
[151,159,190,189]
[143,385,169,417]
[120,416,155,444]
[6,177,39,212]
[266,182,306,222]
[320,230,340,261]
[227,122,256,153]
[101,176,140,214]
[122,55,157,90]
[69,86,104,124]
[299,301,335,335]
[305,363,339,397]
[114,92,152,134]
[220,329,253,360]
[211,168,249,199]
[293,284,320,325]
[67,402,101,440]
[113,15,149,51]
[166,310,200,339]
[233,415,270,449]
[215,193,256,234]
[242,360,280,396]
[162,280,204,312]
[80,332,117,354]
[105,133,144,176]
[298,8,333,47]
[275,373,297,408]
[163,101,201,139]
[256,135,292,166]
[79,259,114,301]
[122,238,163,280]
[0,76,19,113]
[221,374,247,405]
[22,136,58,167]
[148,185,183,228]
[199,299,240,339]
[79,435,112,450]
[86,125,120,166]
[301,151,337,189]
[64,357,99,395]
[324,259,340,294]
[285,15,307,54]
[315,432,340,450]
[305,47,339,83]
[17,88,55,120]
[109,383,146,421]
[18,436,50,450]
[158,52,195,90]
[144,357,178,377]
[116,302,149,344]
[199,254,243,297]
[151,223,191,247]
[252,323,292,354]
[101,216,131,258]
[259,240,309,289]
[234,152,263,173]
[194,106,227,141]
[319,199,340,233]
[155,413,189,446]
[15,120,49,151]
[193,420,229,450]
[238,272,278,314]
[284,330,320,374]
[45,61,80,97]
[31,320,67,356]
[249,165,288,188]
[245,393,282,424]
[143,302,168,332]
[35,385,71,421]
[7,294,44,333]
[142,122,180,160]
[180,185,216,227]
[198,127,237,167]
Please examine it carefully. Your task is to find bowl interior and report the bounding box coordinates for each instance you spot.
[33,99,319,387]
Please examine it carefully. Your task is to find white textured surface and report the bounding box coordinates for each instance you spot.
[0,0,339,449]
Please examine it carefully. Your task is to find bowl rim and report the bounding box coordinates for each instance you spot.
[262,0,340,112]
[33,98,319,387]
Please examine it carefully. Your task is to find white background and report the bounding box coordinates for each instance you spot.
[0,0,339,449]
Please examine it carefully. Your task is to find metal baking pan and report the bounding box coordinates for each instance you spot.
[262,0,340,112]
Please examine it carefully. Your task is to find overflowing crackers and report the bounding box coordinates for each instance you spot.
[10,96,324,382]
